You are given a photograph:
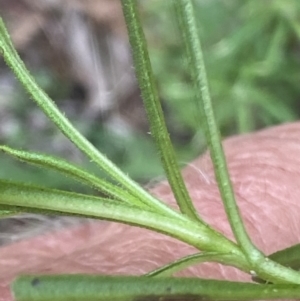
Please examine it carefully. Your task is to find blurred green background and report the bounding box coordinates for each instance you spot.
[1,0,300,189]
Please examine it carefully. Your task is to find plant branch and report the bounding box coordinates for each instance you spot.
[173,0,260,260]
[173,0,300,284]
[121,0,202,222]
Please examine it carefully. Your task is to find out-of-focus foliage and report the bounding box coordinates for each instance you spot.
[1,0,300,186]
[143,0,300,137]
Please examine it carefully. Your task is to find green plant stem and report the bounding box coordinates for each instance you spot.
[0,18,179,220]
[253,244,300,283]
[12,275,300,301]
[174,0,258,261]
[173,0,300,284]
[121,0,201,222]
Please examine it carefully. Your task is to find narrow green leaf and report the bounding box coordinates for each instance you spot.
[121,0,202,222]
[146,252,243,277]
[173,0,254,256]
[0,180,243,257]
[173,0,300,284]
[0,17,181,221]
[12,274,300,301]
[0,145,146,208]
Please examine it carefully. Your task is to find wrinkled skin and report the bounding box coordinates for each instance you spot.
[1,122,300,301]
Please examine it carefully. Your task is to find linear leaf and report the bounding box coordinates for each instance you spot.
[172,0,300,284]
[147,252,243,277]
[173,0,254,256]
[0,145,144,208]
[121,0,202,222]
[0,180,242,256]
[12,274,300,301]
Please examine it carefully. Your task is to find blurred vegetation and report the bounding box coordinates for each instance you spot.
[1,0,300,188]
[143,0,300,136]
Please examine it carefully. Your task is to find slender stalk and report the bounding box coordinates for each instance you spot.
[121,0,201,222]
[173,0,300,284]
[0,18,179,220]
[173,0,258,257]
[253,244,300,283]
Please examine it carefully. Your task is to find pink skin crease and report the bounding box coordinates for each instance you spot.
[1,122,300,301]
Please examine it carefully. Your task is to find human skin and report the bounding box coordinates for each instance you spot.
[1,122,300,301]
